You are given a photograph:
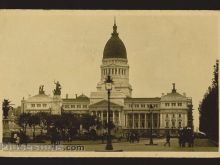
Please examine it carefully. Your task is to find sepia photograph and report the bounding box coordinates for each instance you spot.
[0,10,219,157]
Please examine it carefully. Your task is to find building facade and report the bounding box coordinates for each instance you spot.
[21,21,193,135]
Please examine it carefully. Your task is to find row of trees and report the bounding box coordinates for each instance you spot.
[17,112,115,140]
[199,60,219,143]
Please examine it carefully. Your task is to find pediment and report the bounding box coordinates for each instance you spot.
[89,99,123,108]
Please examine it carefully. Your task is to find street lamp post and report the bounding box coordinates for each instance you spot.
[105,75,113,150]
[149,104,154,145]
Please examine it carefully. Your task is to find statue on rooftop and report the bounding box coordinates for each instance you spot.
[53,81,61,96]
[39,85,45,94]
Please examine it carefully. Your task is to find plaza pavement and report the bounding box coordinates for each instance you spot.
[18,138,218,152]
[82,138,218,152]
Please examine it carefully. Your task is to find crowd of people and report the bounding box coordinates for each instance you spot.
[126,132,140,143]
[178,127,195,147]
[10,126,195,148]
[11,129,27,145]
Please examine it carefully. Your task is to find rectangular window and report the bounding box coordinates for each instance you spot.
[178,103,182,106]
[140,114,145,128]
[165,103,170,107]
[65,105,70,108]
[166,114,169,118]
[134,104,139,108]
[37,104,41,107]
[179,114,181,117]
[83,105,87,108]
[77,105,81,108]
[134,114,139,128]
[172,103,176,106]
[128,114,133,128]
[31,104,35,107]
[71,105,75,108]
[43,104,47,107]
[141,104,145,108]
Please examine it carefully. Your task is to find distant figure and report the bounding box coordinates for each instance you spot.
[178,128,183,147]
[15,134,20,146]
[101,133,105,143]
[20,129,28,145]
[118,135,122,142]
[164,132,171,147]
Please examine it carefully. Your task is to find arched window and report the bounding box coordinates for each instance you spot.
[179,122,182,128]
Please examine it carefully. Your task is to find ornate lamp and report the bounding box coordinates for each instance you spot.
[105,75,113,150]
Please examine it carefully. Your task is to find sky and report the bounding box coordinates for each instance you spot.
[0,10,219,129]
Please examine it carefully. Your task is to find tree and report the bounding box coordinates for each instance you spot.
[199,59,219,143]
[37,112,51,132]
[28,114,40,140]
[103,121,115,130]
[80,114,97,131]
[17,113,31,133]
[2,99,13,119]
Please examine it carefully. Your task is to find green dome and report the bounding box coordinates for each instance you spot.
[103,23,127,59]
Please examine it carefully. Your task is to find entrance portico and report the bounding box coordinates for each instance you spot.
[89,100,123,126]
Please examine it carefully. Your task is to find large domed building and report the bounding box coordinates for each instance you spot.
[21,20,193,136]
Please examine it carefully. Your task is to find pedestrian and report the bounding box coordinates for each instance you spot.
[164,131,171,147]
[178,128,183,147]
[16,134,20,146]
[101,133,105,143]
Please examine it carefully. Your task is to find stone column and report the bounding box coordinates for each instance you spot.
[125,114,127,127]
[152,113,154,129]
[119,111,121,125]
[132,113,134,129]
[158,113,160,128]
[160,113,163,128]
[101,111,103,124]
[138,113,141,128]
[144,113,147,129]
[113,111,115,123]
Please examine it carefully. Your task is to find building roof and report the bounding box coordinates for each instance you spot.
[62,94,90,102]
[125,97,161,102]
[103,20,127,59]
[161,92,187,101]
[160,84,187,101]
[26,94,52,102]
